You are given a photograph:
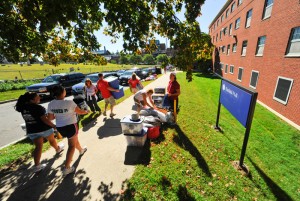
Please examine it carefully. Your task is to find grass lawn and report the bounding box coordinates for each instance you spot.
[0,89,26,102]
[122,73,300,200]
[0,63,149,80]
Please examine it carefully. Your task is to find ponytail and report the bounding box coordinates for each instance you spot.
[15,92,37,112]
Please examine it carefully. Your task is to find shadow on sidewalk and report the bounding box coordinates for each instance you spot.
[97,118,122,139]
[124,140,151,165]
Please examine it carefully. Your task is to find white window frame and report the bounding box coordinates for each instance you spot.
[256,36,266,56]
[238,0,243,6]
[220,30,222,40]
[231,2,236,12]
[273,76,294,105]
[222,46,225,53]
[226,9,230,18]
[232,43,237,52]
[237,67,243,82]
[235,18,240,30]
[227,44,230,55]
[263,0,273,19]
[249,70,259,89]
[225,64,228,74]
[245,9,252,28]
[241,40,247,56]
[221,15,224,22]
[229,65,234,74]
[286,27,300,57]
[229,23,233,35]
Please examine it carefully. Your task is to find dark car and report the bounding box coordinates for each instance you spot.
[116,70,126,78]
[26,72,85,98]
[119,69,149,85]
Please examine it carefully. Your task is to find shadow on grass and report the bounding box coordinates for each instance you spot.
[97,181,122,201]
[124,140,151,165]
[171,124,212,177]
[248,158,293,201]
[177,185,197,201]
[81,112,101,131]
[0,152,91,201]
[194,72,221,80]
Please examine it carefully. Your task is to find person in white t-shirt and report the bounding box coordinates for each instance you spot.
[48,86,90,176]
[133,89,155,113]
[84,78,101,113]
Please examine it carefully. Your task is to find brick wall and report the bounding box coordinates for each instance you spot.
[209,0,300,127]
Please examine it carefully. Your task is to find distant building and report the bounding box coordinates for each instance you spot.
[92,47,119,62]
[209,0,300,128]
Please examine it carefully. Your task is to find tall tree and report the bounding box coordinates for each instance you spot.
[156,54,169,67]
[0,0,207,80]
[143,54,156,65]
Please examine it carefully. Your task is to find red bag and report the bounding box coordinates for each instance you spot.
[147,126,160,139]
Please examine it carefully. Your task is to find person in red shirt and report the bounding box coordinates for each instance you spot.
[97,73,120,117]
[128,73,142,94]
[167,72,180,111]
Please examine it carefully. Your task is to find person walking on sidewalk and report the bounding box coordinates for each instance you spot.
[48,86,89,176]
[84,78,101,113]
[15,92,64,173]
[128,73,142,94]
[97,73,120,117]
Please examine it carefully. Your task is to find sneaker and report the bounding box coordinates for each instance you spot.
[103,111,107,116]
[56,143,65,154]
[63,166,75,176]
[79,146,87,156]
[34,163,46,173]
[110,113,116,117]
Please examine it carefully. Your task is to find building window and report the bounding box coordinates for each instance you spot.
[217,19,219,26]
[220,31,222,40]
[286,27,300,56]
[216,33,218,42]
[229,65,234,74]
[221,15,224,22]
[263,0,273,19]
[214,24,216,30]
[227,44,230,55]
[222,46,225,53]
[223,27,227,35]
[232,43,237,52]
[220,63,224,70]
[256,36,266,56]
[238,0,243,6]
[238,67,243,81]
[229,23,233,35]
[241,40,247,56]
[250,71,259,89]
[226,9,230,18]
[231,2,236,12]
[213,36,215,43]
[245,9,252,28]
[273,77,294,105]
[235,18,241,29]
[225,64,228,73]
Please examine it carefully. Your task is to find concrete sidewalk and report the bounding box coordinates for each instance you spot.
[0,72,177,201]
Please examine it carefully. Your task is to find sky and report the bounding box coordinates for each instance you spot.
[94,0,227,53]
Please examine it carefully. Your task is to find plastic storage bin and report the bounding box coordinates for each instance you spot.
[152,95,165,108]
[154,87,166,94]
[124,127,148,146]
[112,86,124,99]
[121,115,144,134]
[105,76,119,89]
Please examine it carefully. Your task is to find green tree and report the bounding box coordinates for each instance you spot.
[129,55,142,65]
[93,55,107,66]
[143,54,156,65]
[120,55,129,64]
[156,54,169,67]
[0,0,204,65]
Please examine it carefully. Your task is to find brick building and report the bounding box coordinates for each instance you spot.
[209,0,300,128]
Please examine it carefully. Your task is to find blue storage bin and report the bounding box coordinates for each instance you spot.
[112,86,124,99]
[105,76,119,89]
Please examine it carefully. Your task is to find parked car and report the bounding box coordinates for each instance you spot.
[26,72,85,98]
[116,70,126,78]
[71,72,118,99]
[119,69,149,85]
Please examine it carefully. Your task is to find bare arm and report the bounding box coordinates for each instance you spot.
[107,86,120,92]
[75,106,90,115]
[47,113,55,121]
[142,93,153,108]
[40,115,56,129]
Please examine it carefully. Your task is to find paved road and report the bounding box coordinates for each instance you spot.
[0,86,129,148]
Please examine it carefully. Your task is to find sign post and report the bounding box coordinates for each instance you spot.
[215,76,258,174]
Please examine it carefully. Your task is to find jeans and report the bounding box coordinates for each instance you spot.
[86,95,101,112]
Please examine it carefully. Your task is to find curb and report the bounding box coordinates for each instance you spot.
[0,136,28,150]
[0,99,17,104]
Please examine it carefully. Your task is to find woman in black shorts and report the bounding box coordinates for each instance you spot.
[48,86,90,176]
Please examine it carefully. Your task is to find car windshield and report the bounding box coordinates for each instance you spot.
[123,71,134,76]
[42,75,61,83]
[82,75,99,83]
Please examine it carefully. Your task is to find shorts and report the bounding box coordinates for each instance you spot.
[28,128,54,140]
[131,87,138,93]
[57,123,78,139]
[104,96,116,106]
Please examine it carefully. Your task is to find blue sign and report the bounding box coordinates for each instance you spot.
[220,80,252,127]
